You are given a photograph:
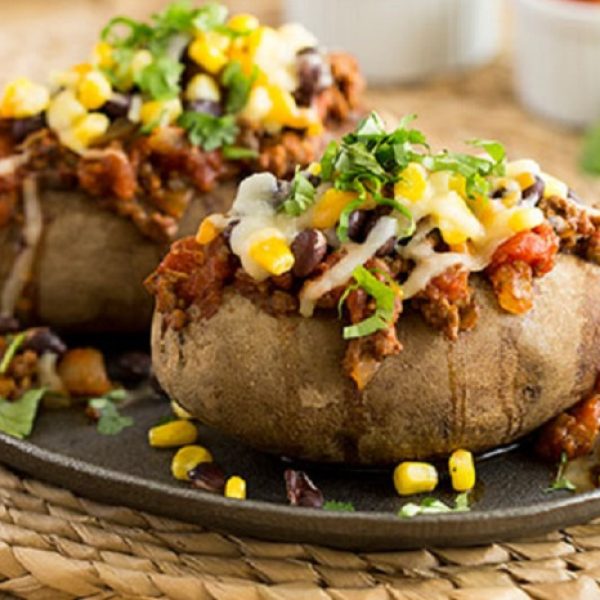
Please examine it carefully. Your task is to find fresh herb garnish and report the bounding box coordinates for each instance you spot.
[178,111,238,151]
[0,388,45,439]
[581,124,600,176]
[398,492,471,518]
[135,55,183,100]
[545,452,576,493]
[87,389,133,436]
[221,60,258,114]
[323,500,356,512]
[339,265,401,339]
[279,170,317,216]
[221,145,259,160]
[0,332,26,375]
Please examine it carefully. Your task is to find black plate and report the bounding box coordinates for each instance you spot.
[0,390,598,551]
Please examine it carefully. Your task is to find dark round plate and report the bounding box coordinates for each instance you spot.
[0,390,598,551]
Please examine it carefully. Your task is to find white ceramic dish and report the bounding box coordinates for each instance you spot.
[514,0,600,127]
[283,0,502,84]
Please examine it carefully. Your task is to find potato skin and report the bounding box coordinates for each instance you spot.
[0,184,235,332]
[152,255,600,464]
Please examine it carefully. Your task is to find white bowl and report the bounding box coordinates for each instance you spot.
[514,0,600,127]
[282,0,502,84]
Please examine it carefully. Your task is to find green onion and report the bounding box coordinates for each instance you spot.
[0,332,26,375]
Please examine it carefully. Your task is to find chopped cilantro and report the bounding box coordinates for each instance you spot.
[581,123,600,176]
[398,493,471,518]
[88,389,133,436]
[339,266,400,339]
[135,56,183,100]
[545,452,576,493]
[221,60,258,114]
[0,388,45,439]
[178,111,238,151]
[323,500,355,512]
[279,171,316,216]
[0,332,26,375]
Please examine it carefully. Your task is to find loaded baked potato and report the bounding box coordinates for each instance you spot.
[148,112,600,464]
[0,1,363,331]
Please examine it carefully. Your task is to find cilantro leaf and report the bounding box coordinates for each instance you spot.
[341,266,400,339]
[279,171,316,216]
[323,500,355,512]
[545,452,576,493]
[88,389,133,436]
[398,493,471,519]
[468,138,506,165]
[178,111,238,151]
[581,123,600,176]
[101,16,154,49]
[0,388,45,439]
[0,332,26,374]
[320,141,338,181]
[221,61,258,114]
[135,55,183,100]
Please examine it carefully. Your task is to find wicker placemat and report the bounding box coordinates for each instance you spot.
[0,463,600,599]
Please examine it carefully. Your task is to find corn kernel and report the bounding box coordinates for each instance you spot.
[46,89,87,132]
[227,13,260,33]
[148,419,197,448]
[394,163,428,202]
[65,112,110,153]
[185,73,221,103]
[249,236,295,276]
[307,162,322,176]
[515,172,536,191]
[434,193,485,244]
[239,85,272,122]
[541,173,568,200]
[93,41,114,69]
[508,207,545,233]
[266,84,298,125]
[449,173,467,198]
[393,462,439,496]
[437,224,468,246]
[188,33,229,74]
[171,445,213,481]
[0,77,50,119]
[77,70,112,110]
[196,218,219,245]
[171,399,193,420]
[311,189,359,229]
[449,449,476,492]
[139,98,182,127]
[225,475,246,500]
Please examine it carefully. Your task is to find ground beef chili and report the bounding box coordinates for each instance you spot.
[412,265,478,340]
[536,378,600,461]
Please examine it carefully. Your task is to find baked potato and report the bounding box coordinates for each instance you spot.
[148,112,600,464]
[0,1,363,331]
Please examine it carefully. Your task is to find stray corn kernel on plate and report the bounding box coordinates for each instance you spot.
[0,1,363,332]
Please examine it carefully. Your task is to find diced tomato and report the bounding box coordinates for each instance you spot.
[489,222,559,276]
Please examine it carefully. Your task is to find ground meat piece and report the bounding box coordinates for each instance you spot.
[233,270,298,316]
[536,379,600,461]
[539,195,600,262]
[488,261,534,315]
[257,130,318,179]
[77,145,137,200]
[145,235,236,330]
[412,265,478,340]
[0,335,40,400]
[341,258,403,390]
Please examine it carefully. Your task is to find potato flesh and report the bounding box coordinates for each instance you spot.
[152,255,600,464]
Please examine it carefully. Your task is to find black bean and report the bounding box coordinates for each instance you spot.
[522,175,545,204]
[113,351,152,384]
[307,173,322,188]
[272,179,292,208]
[101,94,132,120]
[376,236,397,257]
[11,114,45,143]
[0,316,20,335]
[222,219,240,246]
[22,327,66,356]
[291,229,327,278]
[284,469,324,509]
[189,462,226,493]
[347,210,369,242]
[294,48,333,107]
[185,100,222,117]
